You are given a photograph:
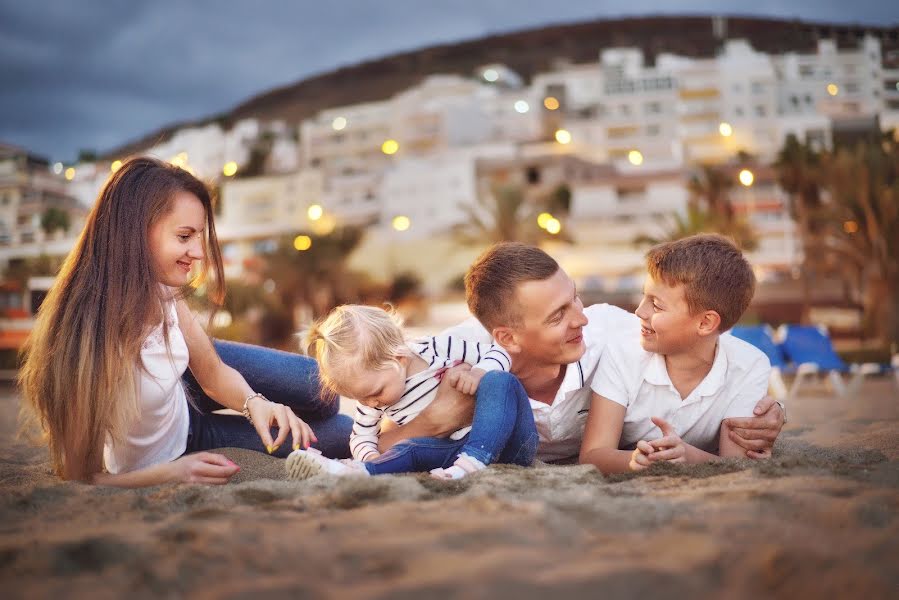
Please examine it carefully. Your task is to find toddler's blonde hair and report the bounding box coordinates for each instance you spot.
[306,305,407,396]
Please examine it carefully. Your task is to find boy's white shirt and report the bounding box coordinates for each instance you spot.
[591,333,772,452]
[441,303,639,462]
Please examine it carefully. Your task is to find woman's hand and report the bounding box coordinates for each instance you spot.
[246,396,317,453]
[169,452,241,484]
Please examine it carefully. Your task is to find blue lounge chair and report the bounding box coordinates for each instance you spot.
[729,325,790,400]
[777,324,884,397]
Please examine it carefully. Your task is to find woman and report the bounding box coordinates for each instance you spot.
[19,157,350,487]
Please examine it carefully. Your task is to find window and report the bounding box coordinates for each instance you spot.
[646,124,661,136]
[755,105,766,117]
[645,101,662,114]
[526,167,541,184]
[790,95,799,108]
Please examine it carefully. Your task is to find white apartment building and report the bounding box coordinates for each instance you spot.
[300,74,541,174]
[536,35,890,169]
[0,144,87,267]
[217,169,324,277]
[379,144,516,239]
[66,118,270,208]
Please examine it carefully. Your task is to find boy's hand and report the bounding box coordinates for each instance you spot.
[447,366,486,396]
[646,417,686,463]
[629,440,655,471]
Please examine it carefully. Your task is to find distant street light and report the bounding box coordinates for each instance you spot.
[307,204,323,221]
[483,68,499,82]
[222,161,238,177]
[52,162,63,174]
[381,139,399,155]
[110,160,122,173]
[545,218,562,235]
[739,169,754,186]
[543,96,560,111]
[293,235,312,251]
[64,167,75,181]
[332,116,347,131]
[554,129,572,144]
[718,122,733,137]
[537,212,553,229]
[514,100,530,113]
[628,150,644,166]
[826,83,839,96]
[392,215,411,232]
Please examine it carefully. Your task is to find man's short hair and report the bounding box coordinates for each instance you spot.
[465,242,560,330]
[646,234,755,332]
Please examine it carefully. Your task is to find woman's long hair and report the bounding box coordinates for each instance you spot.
[18,157,225,480]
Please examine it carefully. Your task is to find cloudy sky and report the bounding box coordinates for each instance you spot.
[2,1,897,162]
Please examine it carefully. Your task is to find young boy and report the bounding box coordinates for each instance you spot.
[579,234,771,474]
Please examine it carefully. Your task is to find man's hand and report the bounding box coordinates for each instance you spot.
[446,366,486,396]
[645,417,686,464]
[408,371,475,437]
[722,396,784,459]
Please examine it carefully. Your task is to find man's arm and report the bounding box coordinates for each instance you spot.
[722,397,784,458]
[377,371,475,453]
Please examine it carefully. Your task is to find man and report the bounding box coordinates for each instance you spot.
[379,242,784,462]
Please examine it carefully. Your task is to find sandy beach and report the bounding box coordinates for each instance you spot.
[1,376,897,599]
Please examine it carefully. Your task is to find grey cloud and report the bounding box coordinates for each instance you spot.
[1,0,896,162]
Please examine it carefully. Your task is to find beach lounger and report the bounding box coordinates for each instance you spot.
[729,325,790,400]
[777,325,884,398]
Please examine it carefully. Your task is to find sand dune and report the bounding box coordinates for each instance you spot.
[1,379,897,599]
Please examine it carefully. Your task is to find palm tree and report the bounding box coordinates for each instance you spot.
[634,205,757,250]
[264,226,365,327]
[453,183,572,245]
[683,164,758,250]
[636,165,757,250]
[818,139,899,347]
[775,134,827,322]
[775,133,899,347]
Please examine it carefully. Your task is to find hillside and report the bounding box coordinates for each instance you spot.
[103,14,899,158]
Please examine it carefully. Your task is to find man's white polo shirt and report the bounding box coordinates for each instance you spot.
[591,333,771,453]
[442,303,638,462]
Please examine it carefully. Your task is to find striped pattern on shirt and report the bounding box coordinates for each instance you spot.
[349,335,511,461]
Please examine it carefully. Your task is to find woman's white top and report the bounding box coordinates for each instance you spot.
[103,302,190,474]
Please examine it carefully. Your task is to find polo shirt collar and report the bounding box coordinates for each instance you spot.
[556,348,592,401]
[643,341,728,398]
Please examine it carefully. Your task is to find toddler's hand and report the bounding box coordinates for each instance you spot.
[646,417,686,463]
[447,366,485,396]
[629,440,655,471]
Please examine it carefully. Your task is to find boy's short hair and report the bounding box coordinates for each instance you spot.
[465,242,560,331]
[646,234,755,332]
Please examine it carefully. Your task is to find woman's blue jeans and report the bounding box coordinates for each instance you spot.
[364,371,538,475]
[181,340,353,459]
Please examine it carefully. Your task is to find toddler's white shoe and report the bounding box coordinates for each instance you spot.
[286,447,368,480]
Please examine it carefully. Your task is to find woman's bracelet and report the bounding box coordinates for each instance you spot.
[242,392,268,423]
